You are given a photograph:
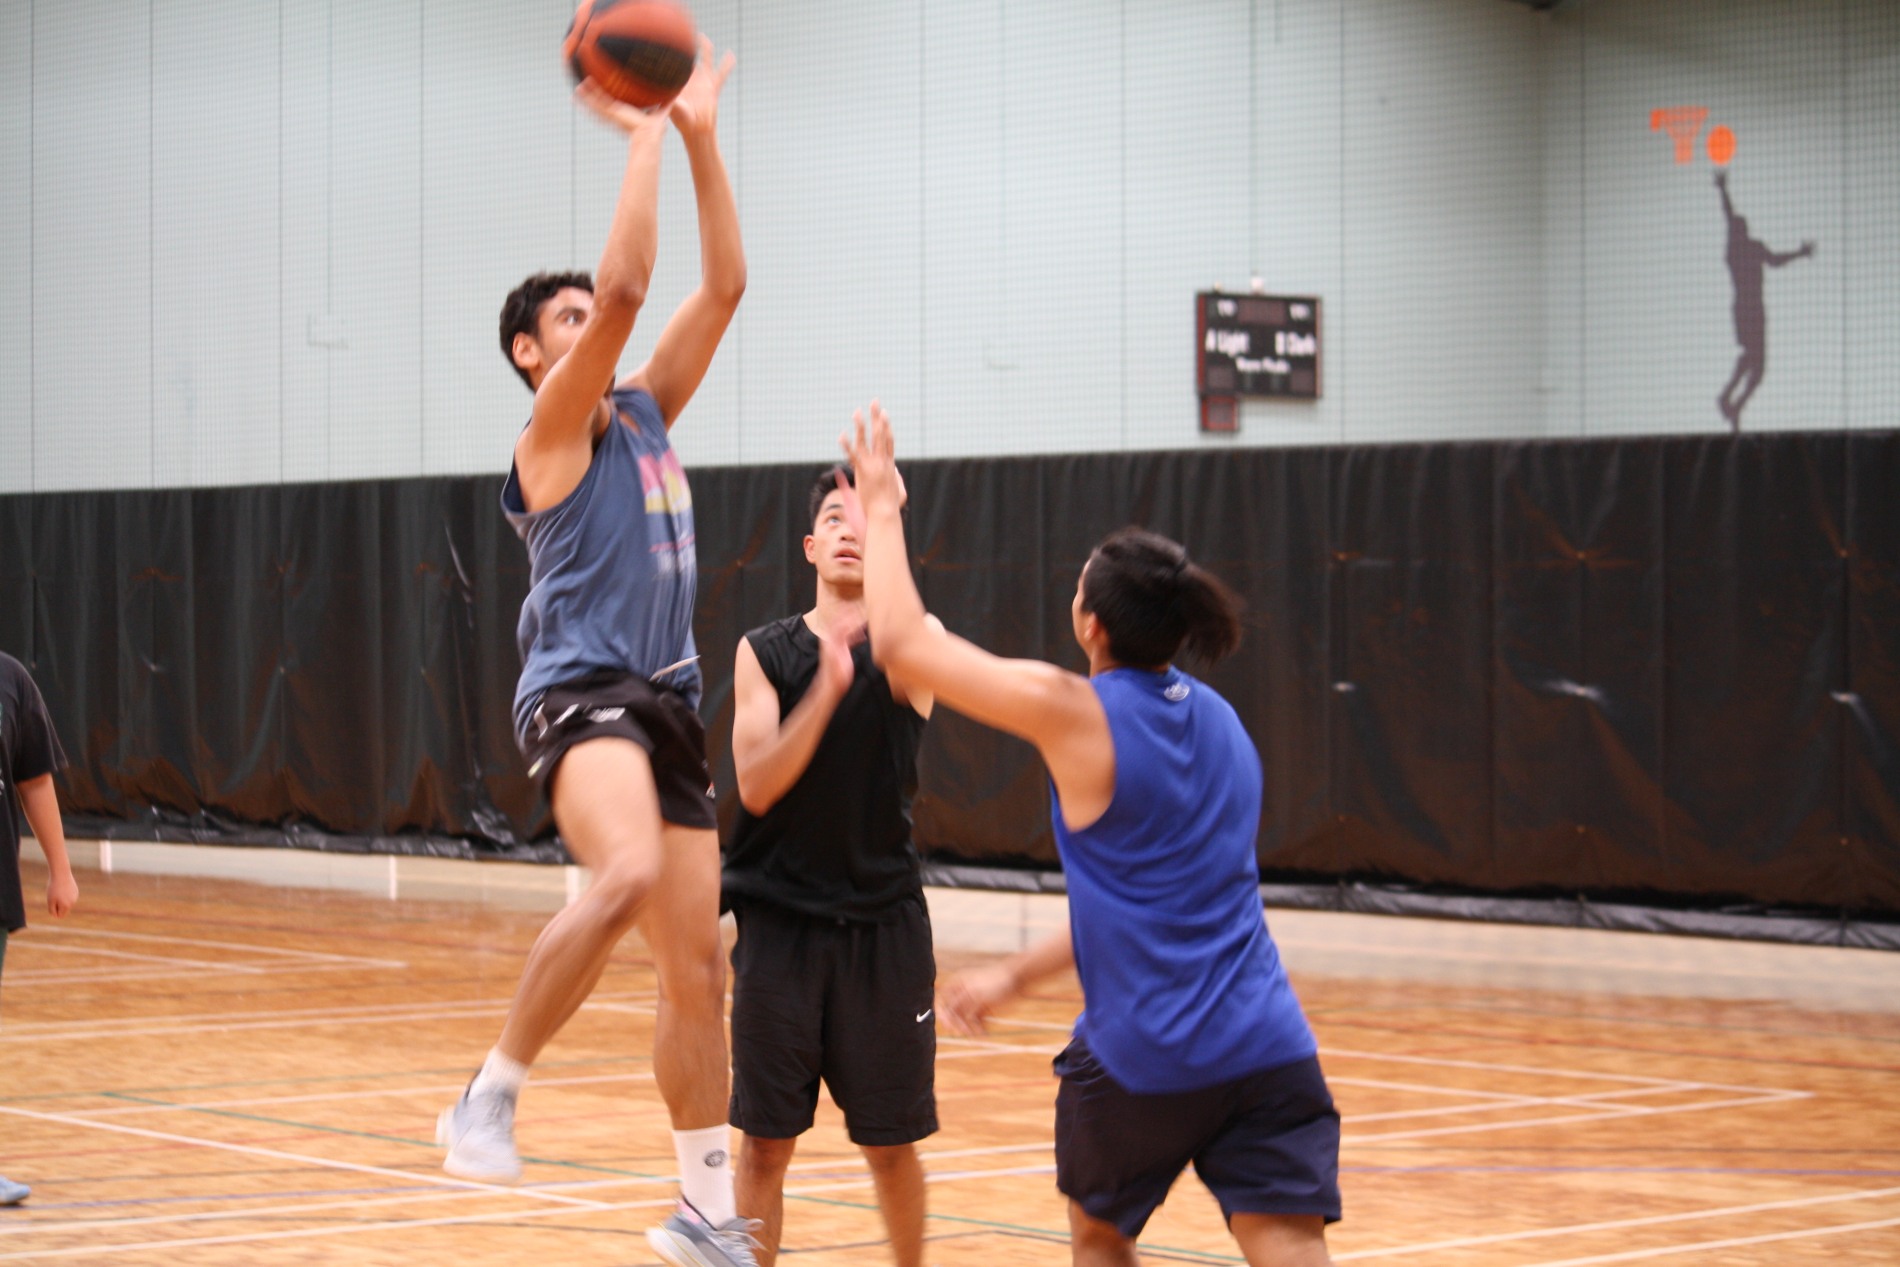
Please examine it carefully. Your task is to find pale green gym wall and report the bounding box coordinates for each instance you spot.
[1538,0,1900,437]
[0,0,1891,495]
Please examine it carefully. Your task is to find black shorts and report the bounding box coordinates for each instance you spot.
[1054,1038,1341,1239]
[519,670,717,831]
[729,897,938,1147]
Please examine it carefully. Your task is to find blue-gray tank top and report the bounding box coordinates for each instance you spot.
[501,386,699,744]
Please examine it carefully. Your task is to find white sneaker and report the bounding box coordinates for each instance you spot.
[436,1085,521,1183]
[0,1176,28,1206]
[646,1200,763,1267]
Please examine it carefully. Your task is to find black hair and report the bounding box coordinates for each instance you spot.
[1080,527,1243,668]
[499,271,594,390]
[808,465,855,528]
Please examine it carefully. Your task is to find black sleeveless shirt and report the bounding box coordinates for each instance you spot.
[722,614,928,921]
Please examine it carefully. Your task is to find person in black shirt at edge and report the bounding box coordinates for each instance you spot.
[1,652,78,1207]
[722,467,942,1267]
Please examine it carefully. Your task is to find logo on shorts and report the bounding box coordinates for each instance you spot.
[915,1009,933,1023]
[703,1149,729,1168]
[1164,682,1191,702]
[587,706,627,724]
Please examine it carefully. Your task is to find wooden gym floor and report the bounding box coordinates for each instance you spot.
[3,844,1899,1264]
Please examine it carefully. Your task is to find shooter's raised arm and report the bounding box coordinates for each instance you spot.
[631,36,745,427]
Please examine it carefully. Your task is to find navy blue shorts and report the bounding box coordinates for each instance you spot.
[1054,1037,1341,1239]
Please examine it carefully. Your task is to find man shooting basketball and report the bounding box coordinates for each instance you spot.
[435,38,758,1267]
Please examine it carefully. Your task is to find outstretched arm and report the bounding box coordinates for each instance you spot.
[518,87,666,491]
[628,37,745,427]
[1767,240,1816,267]
[937,926,1074,1035]
[841,403,1115,828]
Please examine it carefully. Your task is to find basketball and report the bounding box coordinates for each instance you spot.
[564,0,697,111]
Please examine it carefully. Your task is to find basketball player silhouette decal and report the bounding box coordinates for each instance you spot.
[1715,170,1814,431]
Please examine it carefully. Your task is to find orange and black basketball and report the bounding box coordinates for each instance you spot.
[564,0,697,110]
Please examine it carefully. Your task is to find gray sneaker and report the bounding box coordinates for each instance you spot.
[435,1085,521,1183]
[0,1176,28,1206]
[646,1201,762,1267]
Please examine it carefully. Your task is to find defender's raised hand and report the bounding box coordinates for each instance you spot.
[840,400,901,516]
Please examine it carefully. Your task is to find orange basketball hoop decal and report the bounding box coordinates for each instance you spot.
[1650,106,1710,164]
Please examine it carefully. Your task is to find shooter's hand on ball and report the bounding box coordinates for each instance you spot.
[668,34,734,141]
[575,78,670,136]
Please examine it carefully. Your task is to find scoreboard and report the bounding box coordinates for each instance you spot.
[1196,291,1320,430]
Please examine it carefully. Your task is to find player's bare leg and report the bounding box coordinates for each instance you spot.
[736,1134,798,1265]
[439,739,662,1182]
[641,822,761,1265]
[1068,1202,1140,1267]
[1230,1213,1333,1266]
[862,1143,926,1267]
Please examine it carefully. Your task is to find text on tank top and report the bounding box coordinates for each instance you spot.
[501,387,700,743]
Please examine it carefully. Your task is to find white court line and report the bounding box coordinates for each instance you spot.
[0,1002,521,1044]
[1335,1183,1900,1260]
[1347,1090,1808,1145]
[931,1029,1802,1101]
[30,925,407,968]
[4,962,410,988]
[0,1105,605,1211]
[0,1178,644,1241]
[0,989,651,1035]
[0,1193,674,1262]
[1520,1215,1900,1265]
[10,942,261,970]
[65,1070,656,1118]
[0,1151,1078,1259]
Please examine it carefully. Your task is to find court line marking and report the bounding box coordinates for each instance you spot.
[26,925,408,967]
[1518,1214,1900,1265]
[0,1156,1084,1259]
[0,1105,606,1210]
[64,1071,657,1118]
[5,962,415,987]
[1333,1182,1900,1259]
[0,990,656,1036]
[0,1177,647,1240]
[1348,1090,1809,1144]
[11,942,261,970]
[0,1193,674,1262]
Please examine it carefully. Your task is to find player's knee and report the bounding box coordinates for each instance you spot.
[859,1143,915,1174]
[589,856,660,929]
[659,944,725,1008]
[741,1134,797,1173]
[1068,1204,1133,1256]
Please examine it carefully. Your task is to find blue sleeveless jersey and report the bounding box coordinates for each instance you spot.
[502,386,699,744]
[1052,666,1316,1094]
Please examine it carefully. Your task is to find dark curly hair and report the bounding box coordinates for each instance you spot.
[499,271,594,390]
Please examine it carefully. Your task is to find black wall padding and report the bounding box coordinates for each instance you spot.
[0,431,1894,919]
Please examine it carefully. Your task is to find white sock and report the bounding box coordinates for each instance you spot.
[469,1047,530,1101]
[673,1124,736,1225]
